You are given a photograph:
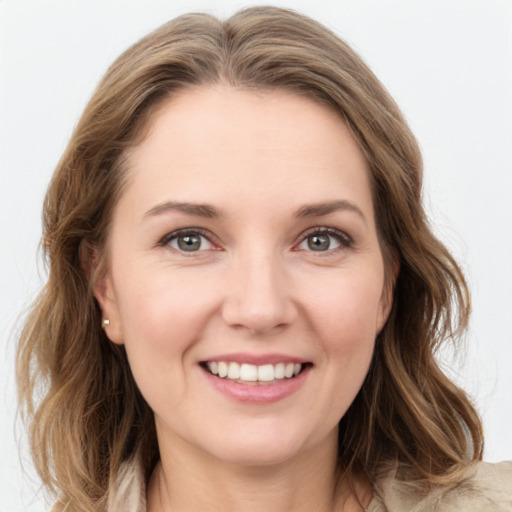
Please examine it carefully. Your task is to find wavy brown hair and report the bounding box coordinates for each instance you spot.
[17,6,483,511]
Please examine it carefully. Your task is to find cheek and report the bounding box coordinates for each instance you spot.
[292,272,382,440]
[304,269,383,397]
[307,270,385,349]
[113,273,220,413]
[112,267,220,375]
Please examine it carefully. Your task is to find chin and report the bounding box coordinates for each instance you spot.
[213,441,303,468]
[197,421,327,468]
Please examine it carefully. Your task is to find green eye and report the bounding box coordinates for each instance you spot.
[297,228,351,252]
[307,234,332,251]
[177,234,203,251]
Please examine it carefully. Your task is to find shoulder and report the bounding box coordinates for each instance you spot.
[108,458,146,512]
[368,461,512,512]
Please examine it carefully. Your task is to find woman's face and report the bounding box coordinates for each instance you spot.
[97,86,392,468]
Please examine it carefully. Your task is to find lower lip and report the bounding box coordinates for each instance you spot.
[201,366,310,404]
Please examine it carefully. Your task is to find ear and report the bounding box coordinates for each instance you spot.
[376,257,400,334]
[80,240,124,345]
[93,271,125,345]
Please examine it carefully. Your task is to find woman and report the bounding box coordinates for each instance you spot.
[17,6,512,512]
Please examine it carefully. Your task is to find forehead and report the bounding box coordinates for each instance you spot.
[121,85,373,218]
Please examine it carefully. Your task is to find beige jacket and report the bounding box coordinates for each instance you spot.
[109,460,512,511]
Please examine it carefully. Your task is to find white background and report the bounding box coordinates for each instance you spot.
[1,1,511,510]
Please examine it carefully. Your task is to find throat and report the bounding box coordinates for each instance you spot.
[146,455,359,512]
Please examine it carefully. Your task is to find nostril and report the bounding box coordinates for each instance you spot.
[221,266,295,333]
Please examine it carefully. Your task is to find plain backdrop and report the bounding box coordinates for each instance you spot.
[1,0,511,510]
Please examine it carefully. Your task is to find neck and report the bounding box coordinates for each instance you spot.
[146,431,370,512]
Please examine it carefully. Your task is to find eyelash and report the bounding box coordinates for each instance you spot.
[295,227,353,252]
[158,226,352,253]
[158,228,215,253]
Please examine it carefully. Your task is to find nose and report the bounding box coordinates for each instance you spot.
[221,248,296,335]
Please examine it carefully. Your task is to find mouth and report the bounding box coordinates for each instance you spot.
[200,361,312,385]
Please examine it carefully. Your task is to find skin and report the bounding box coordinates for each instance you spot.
[95,85,392,511]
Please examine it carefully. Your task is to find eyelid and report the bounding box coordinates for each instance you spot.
[294,226,353,251]
[157,226,352,253]
[158,227,219,251]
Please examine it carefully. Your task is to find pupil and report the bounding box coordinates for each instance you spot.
[308,234,330,251]
[178,235,201,251]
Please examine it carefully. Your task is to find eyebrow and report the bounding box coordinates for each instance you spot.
[294,200,367,224]
[144,201,221,219]
[143,199,366,223]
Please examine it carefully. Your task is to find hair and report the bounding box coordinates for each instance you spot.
[17,6,483,511]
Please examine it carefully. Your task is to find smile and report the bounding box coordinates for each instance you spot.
[203,361,306,385]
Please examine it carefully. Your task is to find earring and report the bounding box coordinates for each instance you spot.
[102,319,110,329]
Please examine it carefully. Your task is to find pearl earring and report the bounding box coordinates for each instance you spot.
[102,319,110,328]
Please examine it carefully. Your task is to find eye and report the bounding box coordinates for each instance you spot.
[296,228,351,252]
[161,229,214,252]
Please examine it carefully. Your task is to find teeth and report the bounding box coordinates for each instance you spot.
[240,363,258,381]
[285,363,294,378]
[274,363,285,379]
[217,361,228,378]
[227,362,240,379]
[205,361,304,382]
[258,364,274,382]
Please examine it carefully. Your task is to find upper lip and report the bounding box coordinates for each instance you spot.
[200,352,311,366]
